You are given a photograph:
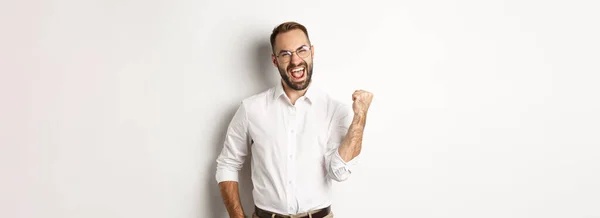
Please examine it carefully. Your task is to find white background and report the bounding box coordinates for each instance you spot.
[1,0,599,217]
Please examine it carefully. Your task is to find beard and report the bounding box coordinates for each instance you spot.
[278,60,313,91]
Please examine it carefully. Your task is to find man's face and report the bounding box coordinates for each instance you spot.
[271,29,314,91]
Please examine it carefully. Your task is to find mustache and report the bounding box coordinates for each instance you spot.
[287,62,308,71]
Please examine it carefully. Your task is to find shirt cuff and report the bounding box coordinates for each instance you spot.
[216,168,239,183]
[331,148,357,176]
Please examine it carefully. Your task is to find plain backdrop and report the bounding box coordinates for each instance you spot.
[1,0,599,217]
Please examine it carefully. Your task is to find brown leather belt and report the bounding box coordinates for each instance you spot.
[254,206,331,218]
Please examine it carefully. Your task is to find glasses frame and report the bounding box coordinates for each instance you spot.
[274,45,312,63]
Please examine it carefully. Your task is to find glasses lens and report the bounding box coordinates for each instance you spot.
[297,48,309,58]
[279,52,291,63]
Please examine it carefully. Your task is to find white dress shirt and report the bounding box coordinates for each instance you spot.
[215,82,356,215]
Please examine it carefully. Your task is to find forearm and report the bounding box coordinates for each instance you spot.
[218,181,245,218]
[338,113,367,162]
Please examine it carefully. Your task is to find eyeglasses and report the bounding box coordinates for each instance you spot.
[275,45,311,63]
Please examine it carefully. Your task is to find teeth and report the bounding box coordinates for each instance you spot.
[292,67,304,72]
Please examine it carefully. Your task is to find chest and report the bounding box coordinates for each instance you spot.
[248,103,331,154]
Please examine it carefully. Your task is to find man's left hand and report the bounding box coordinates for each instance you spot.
[352,90,373,116]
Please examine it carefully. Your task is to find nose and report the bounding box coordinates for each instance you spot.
[290,52,303,65]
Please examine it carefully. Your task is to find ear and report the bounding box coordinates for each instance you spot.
[271,54,278,67]
[311,45,315,58]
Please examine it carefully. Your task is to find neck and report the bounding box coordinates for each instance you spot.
[282,81,309,105]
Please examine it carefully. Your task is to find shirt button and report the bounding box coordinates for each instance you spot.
[288,180,292,184]
[291,129,295,134]
[289,154,293,159]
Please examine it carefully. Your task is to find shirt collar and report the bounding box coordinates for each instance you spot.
[273,81,286,101]
[273,81,321,105]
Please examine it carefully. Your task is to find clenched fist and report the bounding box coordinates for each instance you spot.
[352,90,373,116]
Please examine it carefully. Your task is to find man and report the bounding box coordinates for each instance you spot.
[215,21,373,218]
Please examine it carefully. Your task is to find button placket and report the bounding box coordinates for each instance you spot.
[286,105,297,214]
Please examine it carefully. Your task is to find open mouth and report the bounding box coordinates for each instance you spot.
[289,67,305,80]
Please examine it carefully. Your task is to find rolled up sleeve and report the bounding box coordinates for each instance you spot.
[215,102,251,183]
[325,104,357,182]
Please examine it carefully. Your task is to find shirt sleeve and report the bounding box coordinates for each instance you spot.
[324,103,357,182]
[215,102,251,183]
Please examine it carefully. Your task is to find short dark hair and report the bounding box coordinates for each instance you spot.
[270,21,311,53]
